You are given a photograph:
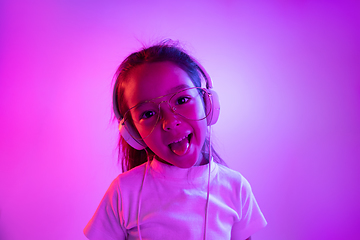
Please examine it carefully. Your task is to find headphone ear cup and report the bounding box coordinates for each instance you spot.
[118,121,147,150]
[205,89,220,126]
[114,83,147,150]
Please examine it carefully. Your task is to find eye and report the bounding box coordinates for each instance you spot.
[141,110,157,120]
[176,96,191,105]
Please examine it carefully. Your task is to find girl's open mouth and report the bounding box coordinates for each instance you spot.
[168,133,192,156]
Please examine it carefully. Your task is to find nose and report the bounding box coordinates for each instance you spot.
[161,106,181,131]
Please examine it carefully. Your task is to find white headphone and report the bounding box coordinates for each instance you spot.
[112,61,220,150]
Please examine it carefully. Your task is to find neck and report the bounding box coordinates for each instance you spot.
[196,153,209,166]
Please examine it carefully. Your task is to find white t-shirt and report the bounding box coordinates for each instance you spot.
[84,159,267,240]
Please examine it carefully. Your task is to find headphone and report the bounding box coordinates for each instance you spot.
[112,61,220,150]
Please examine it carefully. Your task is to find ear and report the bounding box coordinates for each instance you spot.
[205,89,220,126]
[119,121,147,150]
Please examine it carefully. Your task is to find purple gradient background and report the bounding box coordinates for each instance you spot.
[1,0,359,239]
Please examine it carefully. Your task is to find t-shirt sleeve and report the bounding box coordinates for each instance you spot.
[84,178,127,240]
[231,176,267,240]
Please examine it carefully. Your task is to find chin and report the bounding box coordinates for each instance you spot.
[155,146,202,168]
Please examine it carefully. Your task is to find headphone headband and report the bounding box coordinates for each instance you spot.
[192,59,213,89]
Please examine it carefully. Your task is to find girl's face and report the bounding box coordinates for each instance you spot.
[123,61,208,168]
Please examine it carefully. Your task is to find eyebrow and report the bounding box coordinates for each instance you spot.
[166,84,191,94]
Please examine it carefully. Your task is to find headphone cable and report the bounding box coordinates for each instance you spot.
[204,125,212,240]
[137,149,150,240]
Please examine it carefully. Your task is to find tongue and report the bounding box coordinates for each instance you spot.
[169,137,190,156]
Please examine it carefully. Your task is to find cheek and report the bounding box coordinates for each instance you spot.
[195,120,208,143]
[143,131,165,151]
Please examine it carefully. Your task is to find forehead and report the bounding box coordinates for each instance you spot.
[124,61,196,107]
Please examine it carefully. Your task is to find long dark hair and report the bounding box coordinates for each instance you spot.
[113,40,226,172]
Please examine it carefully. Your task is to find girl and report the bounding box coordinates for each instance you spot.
[84,40,267,240]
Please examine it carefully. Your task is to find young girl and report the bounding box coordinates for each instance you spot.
[84,40,267,240]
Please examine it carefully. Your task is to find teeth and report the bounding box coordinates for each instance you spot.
[171,134,188,144]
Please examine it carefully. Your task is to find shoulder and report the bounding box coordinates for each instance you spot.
[214,163,254,203]
[216,163,251,188]
[107,162,148,194]
[118,162,147,181]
